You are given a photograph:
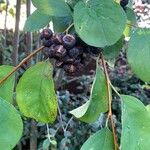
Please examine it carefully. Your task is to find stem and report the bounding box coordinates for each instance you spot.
[64,23,74,34]
[127,23,139,28]
[0,46,44,85]
[57,104,65,131]
[101,54,119,150]
[109,82,121,97]
[64,117,73,131]
[46,124,51,142]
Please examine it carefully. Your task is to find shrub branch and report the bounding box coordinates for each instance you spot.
[101,54,119,150]
[0,46,44,85]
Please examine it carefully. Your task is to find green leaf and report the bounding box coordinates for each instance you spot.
[16,61,57,123]
[32,0,71,17]
[103,35,124,60]
[24,9,51,32]
[0,65,15,103]
[66,0,80,9]
[146,104,150,113]
[74,0,126,47]
[127,28,150,83]
[70,64,108,123]
[43,139,50,150]
[126,7,136,24]
[121,95,150,150]
[0,98,23,150]
[52,16,73,32]
[81,128,114,150]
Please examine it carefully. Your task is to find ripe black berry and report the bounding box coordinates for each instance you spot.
[54,45,66,58]
[42,39,53,47]
[55,60,64,68]
[76,63,84,72]
[74,57,81,64]
[63,64,76,74]
[68,47,80,58]
[63,55,75,64]
[52,33,64,45]
[40,29,53,40]
[48,45,56,58]
[62,34,76,49]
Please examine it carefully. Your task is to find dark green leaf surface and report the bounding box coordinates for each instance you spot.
[16,61,57,123]
[52,16,73,32]
[81,128,114,150]
[121,95,150,150]
[103,36,124,60]
[66,0,80,9]
[0,65,15,103]
[70,65,108,123]
[74,0,126,47]
[0,98,23,150]
[127,28,150,83]
[24,9,51,32]
[32,0,71,17]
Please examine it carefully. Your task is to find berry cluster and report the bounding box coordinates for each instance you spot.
[120,0,129,10]
[40,29,101,74]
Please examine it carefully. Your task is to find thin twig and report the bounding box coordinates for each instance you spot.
[64,117,73,131]
[127,23,139,28]
[64,23,74,34]
[46,124,51,142]
[0,46,44,85]
[57,104,65,131]
[109,81,121,97]
[101,54,119,150]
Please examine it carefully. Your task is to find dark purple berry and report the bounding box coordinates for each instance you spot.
[55,60,64,68]
[52,33,64,45]
[42,39,53,47]
[74,57,81,64]
[42,48,49,58]
[54,45,66,58]
[68,47,80,58]
[62,34,76,49]
[40,29,53,40]
[48,45,56,58]
[76,63,84,72]
[63,64,76,74]
[63,55,75,64]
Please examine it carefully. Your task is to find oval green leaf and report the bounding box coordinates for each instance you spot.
[121,95,150,150]
[0,65,15,103]
[66,0,80,9]
[127,28,150,83]
[70,64,108,123]
[146,104,150,113]
[24,9,51,32]
[0,98,23,150]
[74,0,126,47]
[103,35,124,60]
[81,128,114,150]
[32,0,71,17]
[52,16,73,33]
[16,61,57,123]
